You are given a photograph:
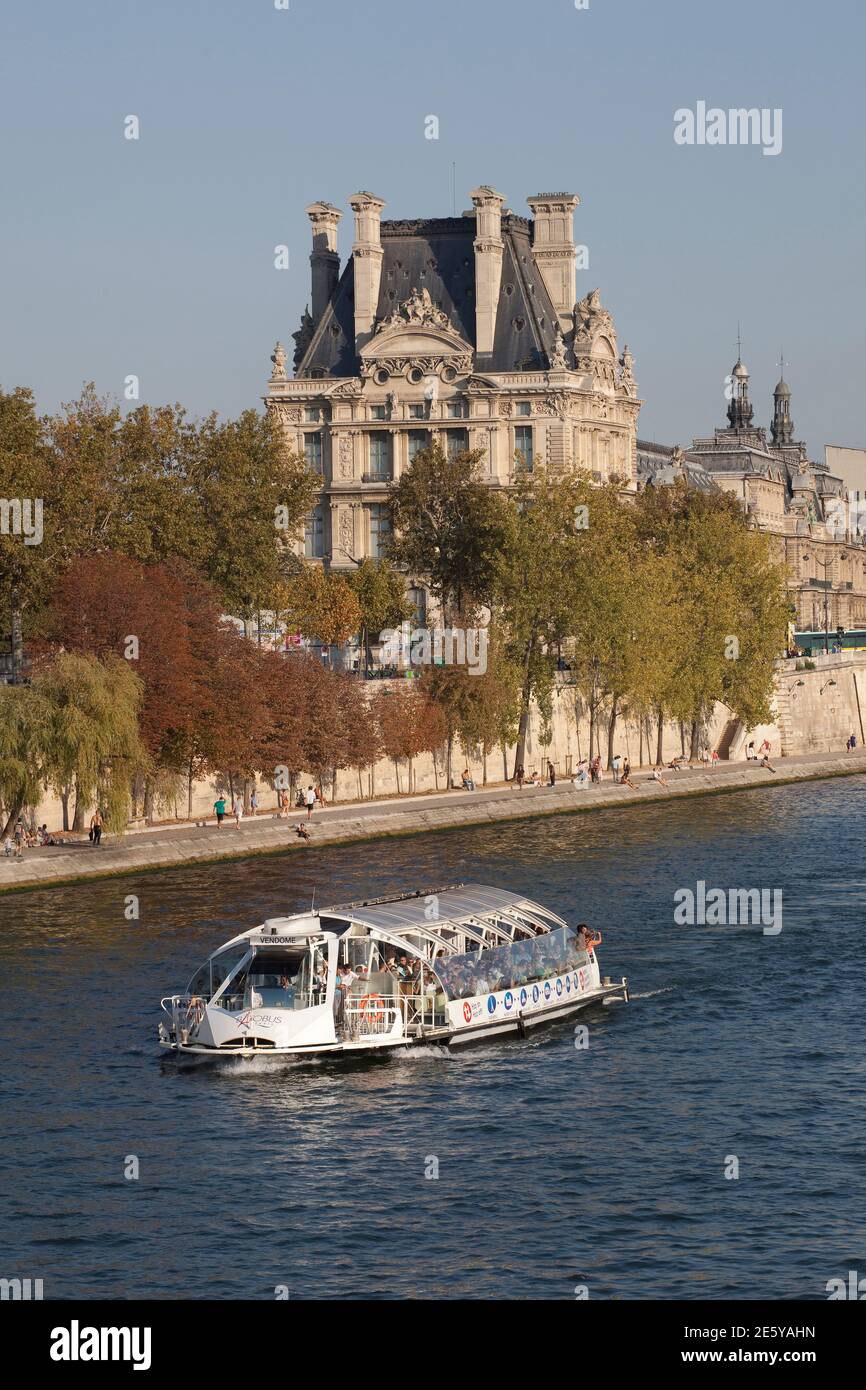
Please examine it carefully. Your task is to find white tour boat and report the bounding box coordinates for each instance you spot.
[158,883,629,1058]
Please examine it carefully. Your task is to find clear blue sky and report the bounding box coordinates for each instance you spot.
[2,0,864,453]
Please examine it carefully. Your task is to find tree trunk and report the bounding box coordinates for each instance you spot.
[187,760,195,819]
[446,732,454,789]
[656,706,664,765]
[1,798,25,837]
[513,638,535,777]
[243,777,252,814]
[606,694,619,769]
[60,786,71,832]
[690,718,701,761]
[393,758,401,795]
[143,777,155,824]
[10,588,24,684]
[72,777,86,831]
[482,748,488,786]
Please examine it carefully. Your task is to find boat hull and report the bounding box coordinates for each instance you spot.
[159,978,628,1058]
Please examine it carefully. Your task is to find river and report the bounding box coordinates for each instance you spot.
[1,776,863,1300]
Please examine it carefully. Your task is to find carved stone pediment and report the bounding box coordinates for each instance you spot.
[327,379,363,399]
[465,374,499,394]
[362,288,472,374]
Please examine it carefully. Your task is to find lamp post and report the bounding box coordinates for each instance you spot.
[804,550,846,653]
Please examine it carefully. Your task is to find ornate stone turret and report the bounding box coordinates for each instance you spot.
[527,192,580,330]
[771,373,794,445]
[305,201,342,325]
[727,357,754,429]
[470,186,505,356]
[349,191,386,351]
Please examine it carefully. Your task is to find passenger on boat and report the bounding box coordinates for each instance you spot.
[577,923,602,953]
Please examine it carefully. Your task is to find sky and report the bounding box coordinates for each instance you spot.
[1,0,864,455]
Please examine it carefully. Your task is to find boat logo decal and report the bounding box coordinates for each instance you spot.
[544,981,551,1000]
[556,978,563,996]
[237,1011,253,1031]
[532,984,540,1003]
[565,976,571,994]
[463,1001,472,1023]
[504,991,514,1011]
[487,995,497,1014]
[519,987,527,1007]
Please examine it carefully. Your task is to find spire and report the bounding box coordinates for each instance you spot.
[727,331,753,428]
[771,349,794,445]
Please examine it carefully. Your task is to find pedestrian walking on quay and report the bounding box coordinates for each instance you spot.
[90,810,103,846]
[232,795,244,829]
[213,796,226,828]
[250,788,259,815]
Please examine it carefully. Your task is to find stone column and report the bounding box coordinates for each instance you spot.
[349,191,386,351]
[527,193,580,331]
[305,202,342,325]
[470,186,505,356]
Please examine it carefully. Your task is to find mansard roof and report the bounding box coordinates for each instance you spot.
[297,212,560,378]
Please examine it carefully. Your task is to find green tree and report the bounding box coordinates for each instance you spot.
[348,557,413,674]
[37,651,147,833]
[387,444,509,622]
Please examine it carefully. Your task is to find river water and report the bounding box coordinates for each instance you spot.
[1,777,863,1300]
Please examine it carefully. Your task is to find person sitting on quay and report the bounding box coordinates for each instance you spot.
[846,733,858,752]
[461,768,475,791]
[759,752,777,773]
[572,760,589,787]
[651,765,669,787]
[745,741,756,761]
[619,759,637,790]
[295,822,311,841]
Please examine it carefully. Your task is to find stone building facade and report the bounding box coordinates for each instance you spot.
[265,186,640,582]
[638,358,866,633]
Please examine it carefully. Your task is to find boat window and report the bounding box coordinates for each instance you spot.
[434,927,588,1000]
[247,949,308,1010]
[190,943,247,1000]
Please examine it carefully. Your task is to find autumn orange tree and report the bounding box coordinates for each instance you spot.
[375,685,448,795]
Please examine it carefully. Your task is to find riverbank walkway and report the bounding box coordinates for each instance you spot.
[3,748,865,893]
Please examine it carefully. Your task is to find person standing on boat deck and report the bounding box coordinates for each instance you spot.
[89,809,103,846]
[305,785,316,819]
[213,796,226,828]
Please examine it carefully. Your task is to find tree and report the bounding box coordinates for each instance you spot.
[493,472,589,775]
[348,557,413,674]
[375,685,448,794]
[45,553,224,818]
[36,652,146,832]
[387,444,509,621]
[188,409,317,620]
[0,682,52,834]
[284,566,362,657]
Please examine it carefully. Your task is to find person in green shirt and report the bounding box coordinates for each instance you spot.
[213,797,226,828]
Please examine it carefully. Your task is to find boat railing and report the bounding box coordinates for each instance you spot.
[343,997,402,1038]
[160,994,206,1041]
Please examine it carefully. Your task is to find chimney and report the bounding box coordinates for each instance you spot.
[527,193,580,328]
[305,202,342,325]
[470,186,505,356]
[348,191,386,350]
